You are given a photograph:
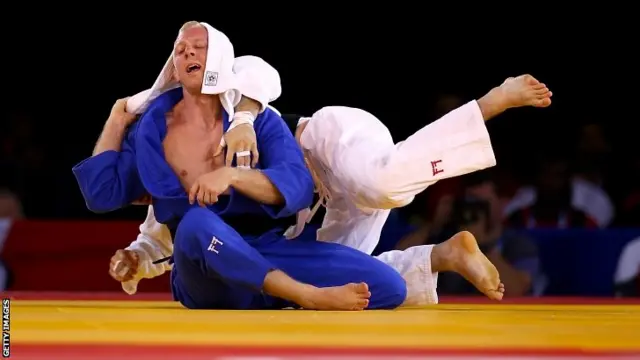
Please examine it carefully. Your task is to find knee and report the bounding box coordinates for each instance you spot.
[384,274,408,309]
[182,207,219,227]
[174,207,223,253]
[371,265,407,309]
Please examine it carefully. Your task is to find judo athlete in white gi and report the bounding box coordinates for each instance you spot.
[75,22,408,311]
[110,68,552,305]
[284,74,552,304]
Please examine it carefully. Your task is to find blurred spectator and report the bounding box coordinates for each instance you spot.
[617,152,640,226]
[398,172,544,297]
[504,153,612,228]
[0,189,19,291]
[0,113,52,218]
[436,197,544,297]
[0,189,24,219]
[396,191,454,252]
[614,237,640,297]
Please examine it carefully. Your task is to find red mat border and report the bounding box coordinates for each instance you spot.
[11,344,640,357]
[3,291,640,304]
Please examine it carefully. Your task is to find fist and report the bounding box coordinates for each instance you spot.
[109,97,137,127]
[189,167,235,207]
[109,249,140,282]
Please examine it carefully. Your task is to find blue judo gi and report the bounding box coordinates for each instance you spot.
[73,89,406,309]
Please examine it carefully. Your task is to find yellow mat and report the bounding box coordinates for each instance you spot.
[11,300,640,351]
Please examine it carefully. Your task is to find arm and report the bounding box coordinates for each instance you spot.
[235,96,261,118]
[233,55,281,113]
[229,168,284,205]
[72,104,146,213]
[93,117,129,155]
[234,109,314,218]
[488,234,541,296]
[121,206,173,294]
[220,56,282,167]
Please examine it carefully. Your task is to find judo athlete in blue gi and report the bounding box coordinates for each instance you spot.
[73,22,406,310]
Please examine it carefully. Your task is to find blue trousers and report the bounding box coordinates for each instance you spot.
[170,207,407,310]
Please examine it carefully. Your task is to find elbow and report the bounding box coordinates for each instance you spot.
[80,187,126,213]
[299,171,315,206]
[84,198,119,214]
[281,170,314,214]
[271,190,286,206]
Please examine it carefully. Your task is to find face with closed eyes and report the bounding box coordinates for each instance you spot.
[173,24,208,93]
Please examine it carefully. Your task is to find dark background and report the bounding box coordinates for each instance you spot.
[1,13,637,220]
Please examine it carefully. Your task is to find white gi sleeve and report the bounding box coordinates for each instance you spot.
[233,56,282,113]
[121,205,173,295]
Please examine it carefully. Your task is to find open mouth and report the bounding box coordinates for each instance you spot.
[186,64,201,73]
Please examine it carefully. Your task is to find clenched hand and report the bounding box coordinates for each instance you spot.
[109,249,140,282]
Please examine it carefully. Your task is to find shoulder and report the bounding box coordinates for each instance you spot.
[254,107,288,133]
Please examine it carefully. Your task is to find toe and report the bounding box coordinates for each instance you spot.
[533,83,546,90]
[488,290,504,301]
[534,98,551,107]
[535,86,549,94]
[356,282,369,293]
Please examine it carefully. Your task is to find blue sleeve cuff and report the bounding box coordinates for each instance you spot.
[72,150,144,213]
[72,150,119,179]
[260,165,314,218]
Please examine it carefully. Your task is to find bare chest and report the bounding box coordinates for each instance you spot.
[162,123,225,189]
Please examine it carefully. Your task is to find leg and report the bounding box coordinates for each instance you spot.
[476,74,552,120]
[375,245,439,306]
[430,231,504,300]
[259,238,407,309]
[309,76,552,211]
[375,231,506,306]
[172,207,373,310]
[171,207,275,309]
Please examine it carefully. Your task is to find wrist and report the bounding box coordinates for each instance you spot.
[227,167,241,187]
[106,115,129,129]
[230,112,255,130]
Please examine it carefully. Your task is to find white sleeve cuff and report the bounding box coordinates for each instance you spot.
[233,56,282,113]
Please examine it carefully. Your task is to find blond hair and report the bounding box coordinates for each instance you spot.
[179,21,201,33]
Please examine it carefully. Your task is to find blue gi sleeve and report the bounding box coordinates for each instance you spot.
[254,109,314,218]
[72,127,146,213]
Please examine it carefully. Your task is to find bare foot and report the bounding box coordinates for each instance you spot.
[499,74,553,108]
[477,74,552,121]
[299,282,371,310]
[439,231,504,300]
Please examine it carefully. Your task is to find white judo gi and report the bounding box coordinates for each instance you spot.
[121,102,496,306]
[286,103,496,305]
